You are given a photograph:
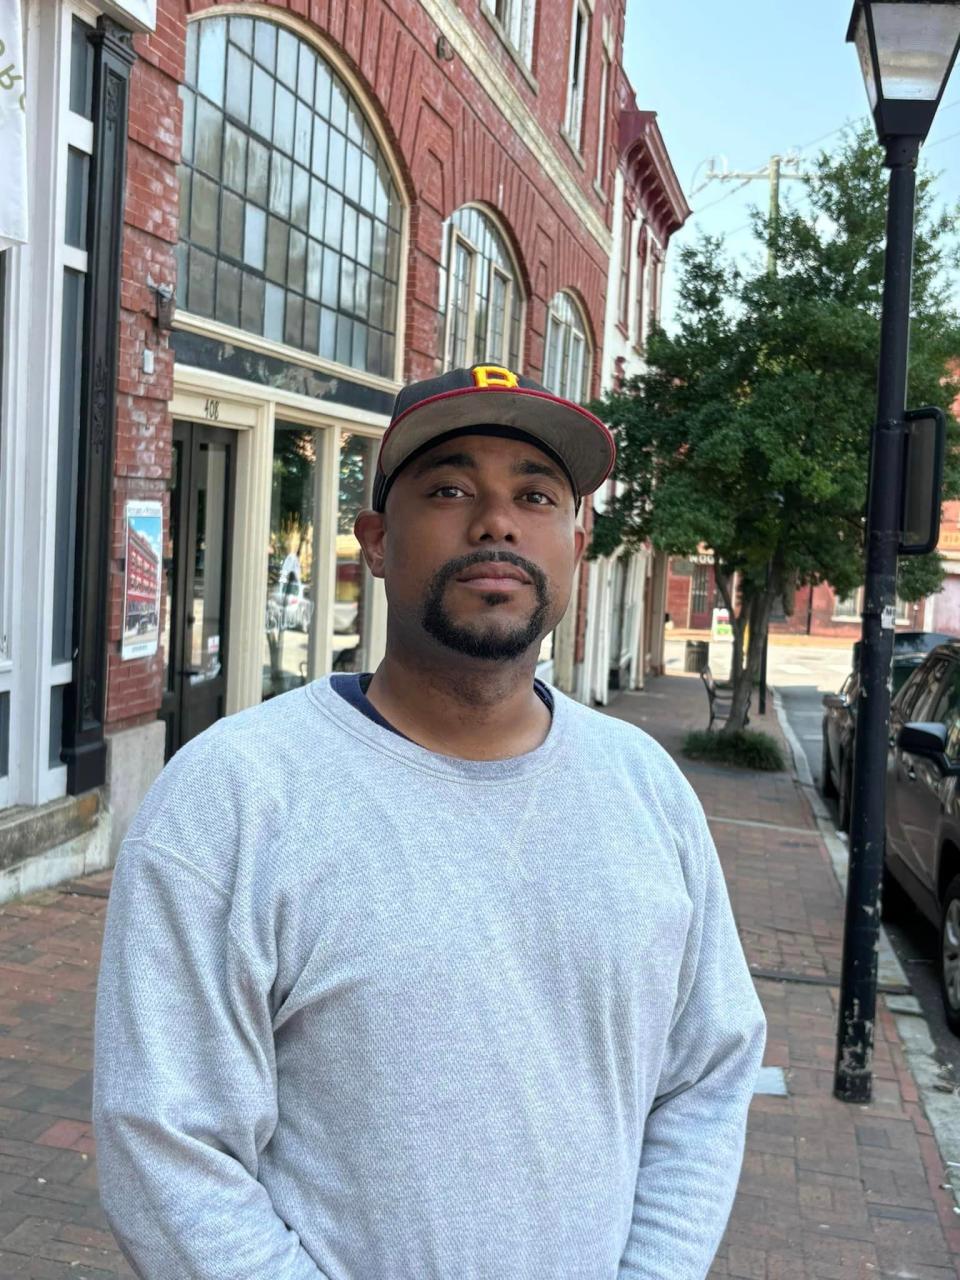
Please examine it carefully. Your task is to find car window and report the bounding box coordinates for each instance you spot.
[891,659,921,697]
[903,657,951,722]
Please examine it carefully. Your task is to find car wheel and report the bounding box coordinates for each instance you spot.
[838,756,852,833]
[940,875,960,1036]
[820,732,837,800]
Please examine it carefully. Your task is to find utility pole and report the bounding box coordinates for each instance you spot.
[691,154,805,715]
[767,155,781,275]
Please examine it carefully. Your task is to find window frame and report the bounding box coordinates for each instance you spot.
[633,224,647,349]
[543,290,591,403]
[0,0,100,813]
[563,0,589,151]
[594,50,609,190]
[443,226,479,371]
[618,210,632,331]
[487,263,513,366]
[439,206,525,374]
[833,587,861,621]
[482,0,537,71]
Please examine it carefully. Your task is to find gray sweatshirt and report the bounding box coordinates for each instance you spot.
[93,677,765,1280]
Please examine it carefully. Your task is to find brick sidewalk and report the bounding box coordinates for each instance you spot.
[606,674,960,1279]
[0,678,955,1276]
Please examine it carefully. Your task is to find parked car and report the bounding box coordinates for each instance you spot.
[269,578,314,632]
[884,639,960,1033]
[821,632,952,831]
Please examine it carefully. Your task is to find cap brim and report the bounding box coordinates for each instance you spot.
[379,386,615,496]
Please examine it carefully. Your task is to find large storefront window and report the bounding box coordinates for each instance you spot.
[543,290,589,402]
[178,15,403,377]
[263,426,380,698]
[438,206,522,371]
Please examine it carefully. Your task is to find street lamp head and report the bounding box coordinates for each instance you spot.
[847,0,960,143]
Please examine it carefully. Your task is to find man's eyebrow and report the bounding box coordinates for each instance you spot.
[511,458,566,484]
[411,451,476,478]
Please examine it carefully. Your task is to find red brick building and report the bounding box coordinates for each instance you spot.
[3,0,687,873]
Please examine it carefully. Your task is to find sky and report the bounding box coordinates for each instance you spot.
[622,0,960,329]
[130,515,162,556]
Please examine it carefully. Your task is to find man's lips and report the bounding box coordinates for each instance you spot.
[454,563,532,589]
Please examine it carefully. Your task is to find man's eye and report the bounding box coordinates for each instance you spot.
[523,491,556,506]
[429,484,467,498]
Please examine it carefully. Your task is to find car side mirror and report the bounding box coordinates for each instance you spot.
[897,722,960,776]
[822,692,849,710]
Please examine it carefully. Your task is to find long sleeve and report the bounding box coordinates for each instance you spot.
[93,838,327,1280]
[617,803,766,1279]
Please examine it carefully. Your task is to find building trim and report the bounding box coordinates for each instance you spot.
[172,313,404,397]
[61,17,136,795]
[418,0,611,252]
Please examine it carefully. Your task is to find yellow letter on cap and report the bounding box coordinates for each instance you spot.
[472,365,519,389]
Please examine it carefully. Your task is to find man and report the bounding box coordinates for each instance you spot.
[94,364,765,1280]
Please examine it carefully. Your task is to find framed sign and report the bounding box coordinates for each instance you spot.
[122,500,163,661]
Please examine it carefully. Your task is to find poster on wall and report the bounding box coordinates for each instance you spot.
[122,500,163,661]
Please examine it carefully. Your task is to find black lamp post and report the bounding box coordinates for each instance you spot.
[835,0,960,1104]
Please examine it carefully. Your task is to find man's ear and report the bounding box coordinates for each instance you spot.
[573,523,587,568]
[354,509,387,579]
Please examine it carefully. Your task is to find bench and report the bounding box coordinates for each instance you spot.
[700,665,750,731]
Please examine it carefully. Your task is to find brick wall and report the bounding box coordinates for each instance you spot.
[769,582,925,638]
[106,12,185,730]
[666,574,690,629]
[107,0,627,735]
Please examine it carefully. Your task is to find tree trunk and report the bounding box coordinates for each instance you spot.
[722,586,774,734]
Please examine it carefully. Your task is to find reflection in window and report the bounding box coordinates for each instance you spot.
[438,206,522,371]
[334,432,376,673]
[178,14,403,377]
[543,291,588,402]
[263,422,323,701]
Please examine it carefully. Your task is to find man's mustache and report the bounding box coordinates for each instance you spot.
[429,551,548,596]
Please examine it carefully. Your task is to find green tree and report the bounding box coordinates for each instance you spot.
[591,127,960,732]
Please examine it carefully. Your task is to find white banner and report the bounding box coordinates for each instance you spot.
[0,0,26,250]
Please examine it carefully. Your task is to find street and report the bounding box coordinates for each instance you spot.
[769,646,960,1077]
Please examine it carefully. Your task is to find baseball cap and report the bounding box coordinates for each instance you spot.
[371,364,616,512]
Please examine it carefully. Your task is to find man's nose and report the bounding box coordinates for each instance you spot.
[466,491,520,544]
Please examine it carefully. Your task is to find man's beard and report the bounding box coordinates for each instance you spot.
[421,551,550,661]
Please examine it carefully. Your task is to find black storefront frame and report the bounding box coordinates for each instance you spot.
[60,18,135,795]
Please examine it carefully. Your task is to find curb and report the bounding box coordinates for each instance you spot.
[772,685,960,1215]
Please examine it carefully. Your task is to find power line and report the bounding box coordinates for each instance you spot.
[693,177,753,213]
[925,127,960,150]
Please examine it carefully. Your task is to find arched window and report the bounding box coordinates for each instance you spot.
[438,206,523,371]
[543,291,590,402]
[177,14,404,378]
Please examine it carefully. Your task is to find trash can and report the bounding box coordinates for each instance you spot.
[684,640,709,673]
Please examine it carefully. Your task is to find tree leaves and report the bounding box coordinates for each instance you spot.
[590,126,960,613]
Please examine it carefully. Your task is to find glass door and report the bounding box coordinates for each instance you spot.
[161,421,235,759]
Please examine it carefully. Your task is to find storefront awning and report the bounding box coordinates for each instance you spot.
[0,0,26,250]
